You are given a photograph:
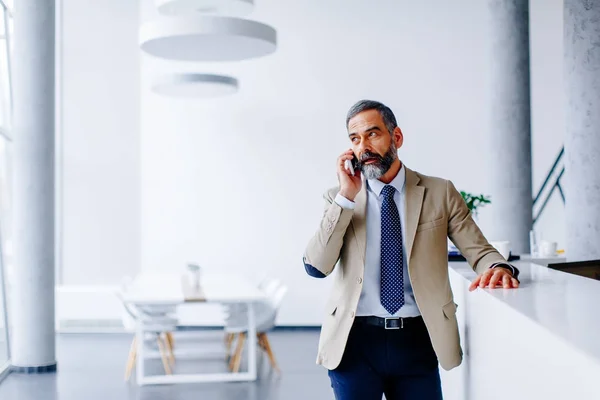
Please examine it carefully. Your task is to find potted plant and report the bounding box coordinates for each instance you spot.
[460,191,491,219]
[448,192,491,257]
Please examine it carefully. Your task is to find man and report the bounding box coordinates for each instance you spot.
[302,100,520,400]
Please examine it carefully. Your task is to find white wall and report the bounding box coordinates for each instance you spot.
[60,0,141,285]
[140,0,566,325]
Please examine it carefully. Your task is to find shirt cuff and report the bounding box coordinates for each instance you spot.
[490,263,519,280]
[335,193,356,210]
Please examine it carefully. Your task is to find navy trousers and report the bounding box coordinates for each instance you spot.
[328,316,443,400]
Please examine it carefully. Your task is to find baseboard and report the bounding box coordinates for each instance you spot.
[273,326,321,331]
[175,325,224,331]
[11,363,57,374]
[168,326,322,331]
[153,325,322,331]
[55,325,322,334]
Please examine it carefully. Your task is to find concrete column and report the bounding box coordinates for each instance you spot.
[486,0,533,255]
[564,1,600,262]
[11,0,56,371]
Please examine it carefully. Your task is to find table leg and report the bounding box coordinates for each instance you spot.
[135,323,145,385]
[246,302,257,380]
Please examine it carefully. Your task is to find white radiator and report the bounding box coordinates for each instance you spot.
[55,285,124,332]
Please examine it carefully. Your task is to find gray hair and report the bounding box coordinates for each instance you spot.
[346,100,398,136]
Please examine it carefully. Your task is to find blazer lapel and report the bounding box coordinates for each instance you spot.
[351,177,368,264]
[404,167,424,261]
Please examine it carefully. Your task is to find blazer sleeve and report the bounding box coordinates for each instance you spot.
[302,189,354,278]
[446,179,510,276]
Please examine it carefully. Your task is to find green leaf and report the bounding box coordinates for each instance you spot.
[460,191,491,213]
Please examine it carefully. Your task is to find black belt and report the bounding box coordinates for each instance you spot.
[354,315,423,330]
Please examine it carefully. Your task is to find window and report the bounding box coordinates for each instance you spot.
[0,0,12,376]
[0,1,11,129]
[0,138,9,371]
[0,133,9,375]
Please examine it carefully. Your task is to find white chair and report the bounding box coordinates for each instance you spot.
[223,277,281,348]
[227,277,280,312]
[258,278,282,296]
[224,283,288,373]
[116,277,179,381]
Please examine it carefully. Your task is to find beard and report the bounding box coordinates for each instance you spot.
[359,142,398,180]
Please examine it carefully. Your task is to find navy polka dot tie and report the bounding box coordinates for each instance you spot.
[380,185,404,315]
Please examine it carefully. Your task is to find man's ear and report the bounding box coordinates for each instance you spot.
[393,126,403,149]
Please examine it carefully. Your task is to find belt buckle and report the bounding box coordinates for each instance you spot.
[384,317,403,329]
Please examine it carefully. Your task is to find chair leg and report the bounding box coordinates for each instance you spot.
[261,333,281,373]
[257,333,266,350]
[224,332,233,345]
[230,332,246,373]
[124,336,137,381]
[225,333,236,360]
[164,333,175,365]
[157,336,173,375]
[166,332,175,350]
[228,334,240,371]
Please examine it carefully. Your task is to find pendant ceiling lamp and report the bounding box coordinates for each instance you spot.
[139,16,277,62]
[155,0,254,16]
[151,73,238,98]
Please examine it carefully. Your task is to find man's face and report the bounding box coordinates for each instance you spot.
[347,109,403,180]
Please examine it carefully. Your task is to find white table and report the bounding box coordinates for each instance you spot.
[122,271,266,385]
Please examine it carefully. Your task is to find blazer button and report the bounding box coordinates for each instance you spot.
[350,311,355,318]
[357,277,363,284]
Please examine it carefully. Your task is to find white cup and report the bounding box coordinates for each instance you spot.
[489,241,511,260]
[539,240,557,258]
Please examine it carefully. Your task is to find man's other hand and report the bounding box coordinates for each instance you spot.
[469,267,519,291]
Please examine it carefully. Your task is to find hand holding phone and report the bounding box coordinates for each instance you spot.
[344,158,356,176]
[337,150,362,201]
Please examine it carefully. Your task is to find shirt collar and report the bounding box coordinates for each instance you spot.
[367,163,406,197]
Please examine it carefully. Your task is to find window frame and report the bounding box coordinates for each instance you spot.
[0,0,12,380]
[0,205,10,376]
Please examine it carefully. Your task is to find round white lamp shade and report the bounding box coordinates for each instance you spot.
[156,0,254,16]
[139,16,276,62]
[152,73,238,98]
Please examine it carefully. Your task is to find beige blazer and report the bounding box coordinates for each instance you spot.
[303,166,507,371]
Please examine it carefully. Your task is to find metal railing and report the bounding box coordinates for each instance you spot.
[533,146,565,224]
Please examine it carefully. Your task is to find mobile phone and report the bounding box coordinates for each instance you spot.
[344,154,359,176]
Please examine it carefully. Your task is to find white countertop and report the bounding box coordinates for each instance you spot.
[449,260,600,364]
[518,253,566,266]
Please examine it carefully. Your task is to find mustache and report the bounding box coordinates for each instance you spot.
[359,151,383,164]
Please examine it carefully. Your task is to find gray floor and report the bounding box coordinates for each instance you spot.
[0,329,333,400]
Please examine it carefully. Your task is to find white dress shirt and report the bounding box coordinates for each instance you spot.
[335,165,421,318]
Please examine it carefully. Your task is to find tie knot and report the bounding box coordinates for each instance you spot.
[381,185,396,199]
